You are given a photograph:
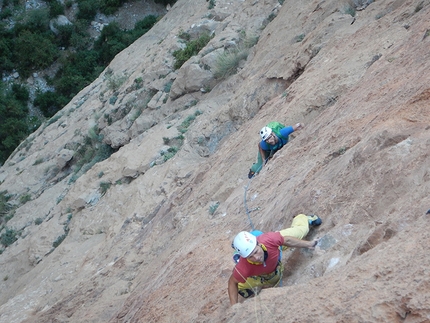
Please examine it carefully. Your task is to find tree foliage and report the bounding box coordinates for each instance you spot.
[14,30,59,78]
[0,84,29,164]
[154,0,177,5]
[0,2,158,163]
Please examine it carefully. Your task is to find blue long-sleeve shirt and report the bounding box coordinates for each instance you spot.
[259,126,294,151]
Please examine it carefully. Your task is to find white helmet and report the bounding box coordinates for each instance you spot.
[260,126,272,141]
[232,231,257,258]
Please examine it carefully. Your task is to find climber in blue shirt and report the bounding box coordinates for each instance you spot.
[248,122,304,178]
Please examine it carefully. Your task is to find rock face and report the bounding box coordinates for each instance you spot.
[1,0,430,322]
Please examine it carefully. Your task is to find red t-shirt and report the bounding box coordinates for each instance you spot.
[233,232,284,283]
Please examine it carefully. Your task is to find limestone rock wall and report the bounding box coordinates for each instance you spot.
[0,0,430,322]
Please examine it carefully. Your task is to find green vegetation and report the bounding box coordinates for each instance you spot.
[173,33,212,70]
[33,158,44,165]
[99,181,112,195]
[162,146,178,162]
[0,228,18,247]
[0,82,33,164]
[158,111,201,164]
[293,33,305,43]
[213,46,249,79]
[207,0,216,9]
[344,5,356,17]
[19,193,31,204]
[154,0,177,5]
[52,233,67,248]
[68,127,115,184]
[52,212,71,248]
[209,201,220,215]
[177,110,202,134]
[0,1,158,165]
[164,80,173,93]
[213,32,258,79]
[0,191,12,226]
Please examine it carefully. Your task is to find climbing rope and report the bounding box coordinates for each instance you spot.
[243,156,269,231]
[242,157,284,288]
[243,178,256,232]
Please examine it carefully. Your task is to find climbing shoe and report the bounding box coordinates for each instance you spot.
[307,214,322,226]
[248,170,255,179]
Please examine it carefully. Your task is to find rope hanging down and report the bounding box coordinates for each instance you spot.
[243,158,284,287]
[243,178,256,232]
[243,156,269,231]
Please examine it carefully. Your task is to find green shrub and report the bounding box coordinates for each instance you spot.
[134,77,143,89]
[0,191,12,226]
[14,30,59,77]
[162,146,178,161]
[48,0,65,18]
[94,16,157,66]
[34,91,68,118]
[56,24,75,47]
[19,193,31,204]
[69,131,115,183]
[178,29,191,41]
[177,115,196,134]
[208,0,216,9]
[0,84,29,164]
[34,218,43,225]
[107,73,127,92]
[52,233,66,248]
[209,202,219,215]
[344,5,356,17]
[0,34,14,72]
[0,228,17,247]
[293,33,305,43]
[164,80,173,93]
[94,22,128,64]
[99,0,128,15]
[0,8,13,20]
[76,0,99,20]
[212,32,257,79]
[99,181,111,195]
[213,46,249,79]
[154,0,177,5]
[69,20,93,50]
[173,33,212,70]
[20,8,50,34]
[134,15,158,34]
[11,84,29,103]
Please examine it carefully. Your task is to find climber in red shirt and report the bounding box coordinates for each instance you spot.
[228,214,321,305]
